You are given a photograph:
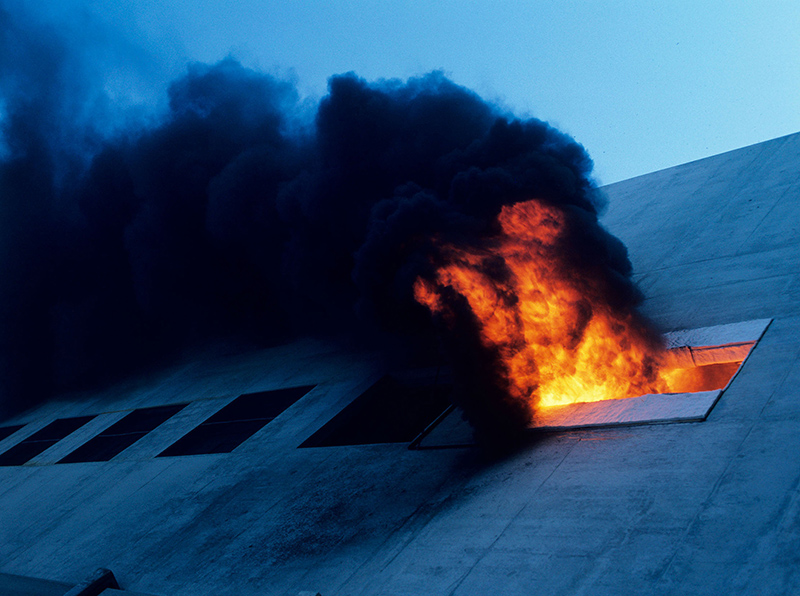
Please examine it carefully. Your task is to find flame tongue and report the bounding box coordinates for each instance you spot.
[414,198,668,415]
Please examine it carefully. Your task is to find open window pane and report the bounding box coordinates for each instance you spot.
[159,420,268,456]
[0,416,95,466]
[300,374,452,447]
[414,319,771,448]
[0,425,24,443]
[59,404,186,463]
[158,386,314,457]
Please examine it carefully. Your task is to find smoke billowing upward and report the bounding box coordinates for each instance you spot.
[0,4,647,445]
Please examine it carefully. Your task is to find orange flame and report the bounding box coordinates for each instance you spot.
[414,198,687,413]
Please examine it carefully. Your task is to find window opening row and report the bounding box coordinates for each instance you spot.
[0,385,315,465]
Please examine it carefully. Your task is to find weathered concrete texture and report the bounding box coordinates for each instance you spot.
[663,318,770,350]
[1,132,800,595]
[528,389,721,430]
[0,572,71,596]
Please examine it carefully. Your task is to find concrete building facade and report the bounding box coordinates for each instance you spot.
[1,131,800,595]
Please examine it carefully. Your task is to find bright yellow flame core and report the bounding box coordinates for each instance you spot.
[414,199,701,413]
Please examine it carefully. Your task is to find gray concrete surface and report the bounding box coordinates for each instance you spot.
[1,132,800,595]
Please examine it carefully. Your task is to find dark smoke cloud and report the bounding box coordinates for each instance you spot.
[0,3,636,445]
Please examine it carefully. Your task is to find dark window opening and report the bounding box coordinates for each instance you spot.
[0,416,95,466]
[158,385,315,456]
[300,372,452,447]
[59,404,187,463]
[0,425,24,443]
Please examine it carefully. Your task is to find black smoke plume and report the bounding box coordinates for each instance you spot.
[0,4,640,446]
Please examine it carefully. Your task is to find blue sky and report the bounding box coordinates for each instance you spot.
[38,0,800,184]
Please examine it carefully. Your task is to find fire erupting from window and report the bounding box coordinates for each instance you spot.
[414,198,731,420]
[0,2,734,433]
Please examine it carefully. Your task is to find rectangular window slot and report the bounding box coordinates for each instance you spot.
[0,416,96,466]
[0,425,24,443]
[529,319,770,430]
[300,372,453,448]
[58,404,187,463]
[413,319,771,448]
[158,386,315,456]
